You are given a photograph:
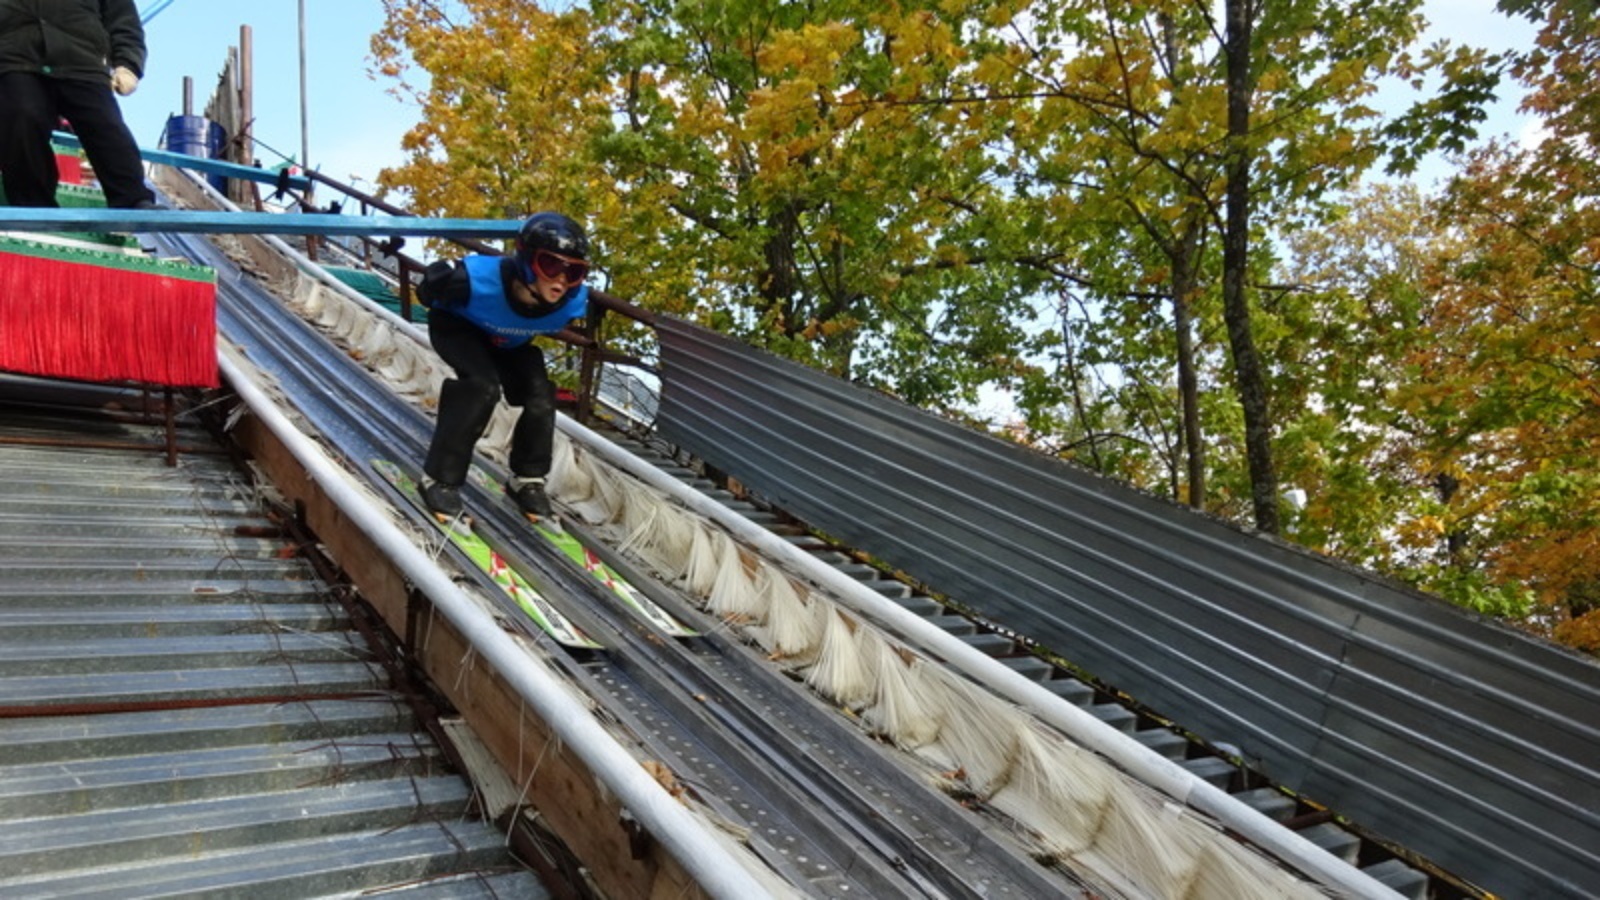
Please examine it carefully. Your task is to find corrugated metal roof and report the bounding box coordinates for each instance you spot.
[655,315,1600,900]
[0,375,547,898]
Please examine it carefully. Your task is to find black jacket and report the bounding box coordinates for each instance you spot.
[0,0,146,82]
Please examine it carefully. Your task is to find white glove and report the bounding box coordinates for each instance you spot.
[111,66,139,96]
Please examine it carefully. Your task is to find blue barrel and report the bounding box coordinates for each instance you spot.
[163,114,229,193]
[206,120,229,194]
[162,114,208,156]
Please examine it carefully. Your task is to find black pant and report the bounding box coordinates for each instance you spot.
[423,312,557,487]
[0,72,154,209]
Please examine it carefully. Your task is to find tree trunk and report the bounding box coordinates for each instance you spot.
[1171,226,1206,509]
[761,203,803,330]
[1162,13,1207,511]
[1223,0,1280,533]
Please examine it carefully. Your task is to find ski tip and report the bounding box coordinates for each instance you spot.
[526,512,564,532]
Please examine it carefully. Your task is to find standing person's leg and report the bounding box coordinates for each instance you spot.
[423,313,505,489]
[53,78,154,209]
[0,73,65,207]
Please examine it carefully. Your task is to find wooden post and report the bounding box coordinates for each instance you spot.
[577,304,606,424]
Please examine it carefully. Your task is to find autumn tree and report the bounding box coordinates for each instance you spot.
[1272,182,1445,568]
[369,0,1510,546]
[971,0,1477,530]
[371,1,611,232]
[588,0,1048,399]
[375,0,1049,411]
[1398,0,1600,647]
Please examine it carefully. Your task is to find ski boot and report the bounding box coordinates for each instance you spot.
[508,476,553,521]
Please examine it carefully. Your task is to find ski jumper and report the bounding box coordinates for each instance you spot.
[422,254,589,488]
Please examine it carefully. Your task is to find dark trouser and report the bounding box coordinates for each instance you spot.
[0,72,154,209]
[423,312,557,487]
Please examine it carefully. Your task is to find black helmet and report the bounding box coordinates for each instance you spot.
[515,212,588,266]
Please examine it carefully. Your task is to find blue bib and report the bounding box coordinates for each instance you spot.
[456,255,589,347]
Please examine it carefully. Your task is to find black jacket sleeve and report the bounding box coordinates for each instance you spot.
[0,0,145,81]
[101,0,147,76]
[100,0,147,74]
[417,259,471,310]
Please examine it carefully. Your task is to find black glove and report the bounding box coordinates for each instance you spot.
[418,259,470,310]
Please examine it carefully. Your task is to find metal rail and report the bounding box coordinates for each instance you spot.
[0,207,518,238]
[52,130,312,192]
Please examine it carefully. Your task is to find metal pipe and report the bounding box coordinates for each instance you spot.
[53,130,314,191]
[139,0,179,25]
[238,26,254,171]
[297,0,310,176]
[0,207,519,239]
[180,172,429,344]
[217,346,775,900]
[591,288,657,326]
[302,169,502,257]
[556,412,1405,900]
[0,436,217,455]
[0,692,386,720]
[162,386,177,467]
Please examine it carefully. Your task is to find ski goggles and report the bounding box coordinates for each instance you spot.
[531,249,590,284]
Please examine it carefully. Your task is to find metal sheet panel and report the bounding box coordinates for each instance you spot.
[655,316,1600,899]
[0,376,548,899]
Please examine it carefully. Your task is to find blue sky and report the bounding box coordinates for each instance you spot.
[1406,0,1543,184]
[120,0,409,193]
[115,0,1539,203]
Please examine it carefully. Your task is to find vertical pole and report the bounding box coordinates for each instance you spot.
[399,259,416,322]
[163,387,177,468]
[239,27,254,167]
[298,0,311,182]
[238,26,255,206]
[577,307,606,424]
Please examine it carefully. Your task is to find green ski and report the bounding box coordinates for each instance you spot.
[469,466,699,639]
[373,459,602,650]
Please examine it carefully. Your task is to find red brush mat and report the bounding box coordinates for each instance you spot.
[55,153,83,185]
[0,251,218,388]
